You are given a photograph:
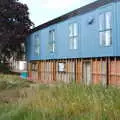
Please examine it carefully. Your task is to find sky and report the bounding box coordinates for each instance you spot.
[19,0,96,27]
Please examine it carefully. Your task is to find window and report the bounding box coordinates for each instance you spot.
[58,63,65,72]
[32,63,38,71]
[99,12,112,46]
[34,34,40,56]
[49,30,56,53]
[69,23,78,50]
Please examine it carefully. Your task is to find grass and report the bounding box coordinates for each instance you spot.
[0,74,30,91]
[0,74,120,120]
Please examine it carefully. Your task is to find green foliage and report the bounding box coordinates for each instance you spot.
[0,74,30,90]
[0,63,10,74]
[0,75,120,120]
[0,0,33,44]
[0,0,33,62]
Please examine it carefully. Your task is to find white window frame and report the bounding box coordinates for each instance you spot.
[58,62,65,72]
[49,30,56,53]
[69,23,78,50]
[34,34,40,56]
[99,11,112,47]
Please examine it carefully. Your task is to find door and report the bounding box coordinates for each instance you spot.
[83,61,92,85]
[101,61,107,86]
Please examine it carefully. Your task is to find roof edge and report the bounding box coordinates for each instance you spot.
[30,0,117,34]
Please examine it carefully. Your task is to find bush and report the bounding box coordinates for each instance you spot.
[0,63,10,74]
[0,74,30,91]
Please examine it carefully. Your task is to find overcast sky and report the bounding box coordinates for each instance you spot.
[19,0,96,27]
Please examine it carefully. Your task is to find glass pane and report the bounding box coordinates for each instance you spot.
[69,38,73,49]
[36,39,40,45]
[105,30,112,46]
[58,63,65,72]
[50,30,55,41]
[48,44,51,51]
[69,24,73,37]
[35,34,40,45]
[35,47,40,56]
[110,30,112,45]
[49,31,52,41]
[52,31,55,41]
[73,23,78,36]
[99,32,105,46]
[73,37,78,49]
[49,30,56,52]
[34,34,40,56]
[105,12,112,29]
[99,14,104,31]
[38,48,40,55]
[52,43,55,52]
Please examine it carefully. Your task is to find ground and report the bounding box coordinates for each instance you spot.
[0,74,120,120]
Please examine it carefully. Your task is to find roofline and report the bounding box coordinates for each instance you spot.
[30,0,119,34]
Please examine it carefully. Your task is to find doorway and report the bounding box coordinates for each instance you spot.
[83,61,92,85]
[101,61,107,86]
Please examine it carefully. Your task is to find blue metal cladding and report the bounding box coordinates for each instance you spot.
[26,1,120,61]
[116,2,120,56]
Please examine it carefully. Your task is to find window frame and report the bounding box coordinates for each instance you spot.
[58,62,66,73]
[34,34,40,56]
[69,22,78,50]
[99,11,112,47]
[49,29,56,53]
[32,63,38,71]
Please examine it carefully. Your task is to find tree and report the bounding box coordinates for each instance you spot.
[0,0,33,63]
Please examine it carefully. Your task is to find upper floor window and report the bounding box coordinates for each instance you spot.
[49,30,56,53]
[99,12,112,47]
[34,34,40,56]
[69,23,78,50]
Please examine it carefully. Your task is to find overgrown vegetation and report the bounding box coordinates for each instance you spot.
[0,63,10,74]
[0,74,30,91]
[0,74,120,120]
[0,0,33,63]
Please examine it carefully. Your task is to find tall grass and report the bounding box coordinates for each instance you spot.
[0,75,120,120]
[0,74,30,91]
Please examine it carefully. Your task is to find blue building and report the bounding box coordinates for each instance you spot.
[26,0,120,85]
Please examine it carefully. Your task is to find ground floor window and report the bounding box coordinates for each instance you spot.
[58,62,65,72]
[32,63,38,71]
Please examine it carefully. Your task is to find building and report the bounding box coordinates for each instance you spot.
[9,43,27,73]
[26,0,120,86]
